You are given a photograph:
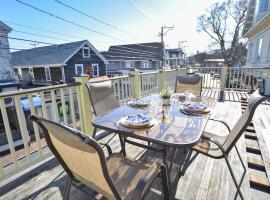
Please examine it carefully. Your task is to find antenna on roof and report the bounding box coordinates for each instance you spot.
[30,42,38,48]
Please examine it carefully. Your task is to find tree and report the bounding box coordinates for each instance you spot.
[197,0,248,67]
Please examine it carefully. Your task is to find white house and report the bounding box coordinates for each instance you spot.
[243,0,270,67]
[0,20,13,80]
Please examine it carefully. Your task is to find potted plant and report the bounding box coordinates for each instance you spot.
[160,89,173,105]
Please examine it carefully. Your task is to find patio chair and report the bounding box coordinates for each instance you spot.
[175,76,202,97]
[86,79,119,140]
[191,89,266,200]
[30,115,170,200]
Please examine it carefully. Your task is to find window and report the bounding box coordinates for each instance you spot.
[83,47,90,58]
[142,61,149,68]
[92,64,99,77]
[259,0,269,13]
[125,61,134,68]
[256,38,263,60]
[75,64,84,76]
[45,67,51,81]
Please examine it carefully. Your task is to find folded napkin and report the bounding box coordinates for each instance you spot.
[126,113,150,125]
[129,99,148,107]
[183,102,206,111]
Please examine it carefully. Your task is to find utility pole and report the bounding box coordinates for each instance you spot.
[159,25,174,68]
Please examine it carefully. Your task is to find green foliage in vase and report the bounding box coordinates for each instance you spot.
[160,89,173,99]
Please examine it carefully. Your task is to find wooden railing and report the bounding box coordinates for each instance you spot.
[0,66,269,181]
[0,83,82,180]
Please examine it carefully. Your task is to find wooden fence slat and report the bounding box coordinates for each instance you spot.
[68,87,76,128]
[14,95,31,163]
[39,91,48,118]
[60,88,68,125]
[28,93,42,157]
[0,98,18,169]
[50,90,59,123]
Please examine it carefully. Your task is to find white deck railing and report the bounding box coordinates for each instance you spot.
[0,83,82,180]
[0,66,269,181]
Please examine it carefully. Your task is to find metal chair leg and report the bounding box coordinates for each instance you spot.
[160,165,170,200]
[224,154,245,200]
[63,177,72,200]
[118,135,126,156]
[235,146,246,172]
[93,127,97,139]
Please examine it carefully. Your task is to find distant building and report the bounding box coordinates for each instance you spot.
[242,0,270,67]
[101,42,164,76]
[11,40,108,86]
[0,21,14,81]
[165,48,183,67]
[0,20,19,92]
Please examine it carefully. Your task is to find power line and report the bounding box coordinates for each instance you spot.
[15,0,127,42]
[0,36,55,45]
[13,30,71,42]
[53,0,137,38]
[3,20,85,40]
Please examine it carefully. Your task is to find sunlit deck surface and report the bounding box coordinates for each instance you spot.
[0,90,270,200]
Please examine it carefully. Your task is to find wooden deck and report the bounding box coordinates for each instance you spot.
[0,98,270,199]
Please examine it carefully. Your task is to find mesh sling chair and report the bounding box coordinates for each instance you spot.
[30,115,170,200]
[86,79,119,140]
[190,89,265,200]
[175,75,202,97]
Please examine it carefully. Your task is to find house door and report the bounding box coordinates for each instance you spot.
[91,63,99,77]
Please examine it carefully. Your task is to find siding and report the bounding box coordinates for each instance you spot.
[65,45,106,83]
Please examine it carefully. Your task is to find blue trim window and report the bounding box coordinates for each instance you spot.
[259,0,269,13]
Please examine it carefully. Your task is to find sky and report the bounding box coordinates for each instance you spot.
[1,0,224,55]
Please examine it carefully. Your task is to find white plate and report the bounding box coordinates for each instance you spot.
[119,116,158,129]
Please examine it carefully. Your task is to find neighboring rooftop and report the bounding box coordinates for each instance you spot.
[11,40,106,67]
[101,42,163,61]
[0,21,12,33]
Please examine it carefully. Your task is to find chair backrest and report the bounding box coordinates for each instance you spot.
[223,89,266,153]
[30,115,120,200]
[175,76,202,96]
[86,80,119,116]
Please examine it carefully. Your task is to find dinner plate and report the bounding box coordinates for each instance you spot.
[127,100,149,107]
[182,102,207,112]
[119,116,157,129]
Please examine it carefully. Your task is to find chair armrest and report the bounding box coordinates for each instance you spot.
[209,118,231,132]
[132,164,162,200]
[201,135,226,154]
[99,142,112,155]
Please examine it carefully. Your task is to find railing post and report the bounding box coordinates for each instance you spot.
[219,66,227,101]
[74,76,93,135]
[159,68,166,91]
[130,69,142,99]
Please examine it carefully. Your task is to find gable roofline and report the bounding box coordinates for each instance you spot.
[0,21,12,33]
[63,40,108,64]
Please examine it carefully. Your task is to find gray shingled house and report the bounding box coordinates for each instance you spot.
[101,42,164,76]
[11,40,108,86]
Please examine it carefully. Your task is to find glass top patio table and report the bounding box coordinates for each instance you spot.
[92,94,216,148]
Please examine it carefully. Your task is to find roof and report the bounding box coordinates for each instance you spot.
[101,42,163,61]
[0,21,12,33]
[11,40,107,67]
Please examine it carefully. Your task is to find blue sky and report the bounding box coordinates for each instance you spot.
[1,0,223,54]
